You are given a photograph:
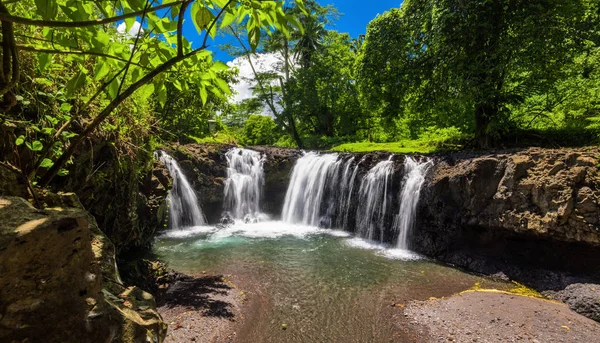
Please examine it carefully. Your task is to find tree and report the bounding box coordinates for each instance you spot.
[0,0,302,185]
[242,115,279,145]
[357,0,593,148]
[156,66,236,142]
[225,0,337,148]
[287,31,364,140]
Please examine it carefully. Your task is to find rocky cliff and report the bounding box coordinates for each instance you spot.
[415,148,600,288]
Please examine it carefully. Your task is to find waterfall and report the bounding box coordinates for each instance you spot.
[224,148,265,222]
[394,157,432,249]
[282,152,339,226]
[355,157,395,242]
[341,157,363,229]
[334,157,355,228]
[155,150,206,229]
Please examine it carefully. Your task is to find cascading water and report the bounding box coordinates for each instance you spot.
[280,152,432,251]
[355,157,395,242]
[224,148,265,222]
[341,157,363,229]
[282,152,339,226]
[155,150,206,229]
[333,157,355,228]
[394,157,432,249]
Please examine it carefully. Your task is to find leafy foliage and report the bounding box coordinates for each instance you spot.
[356,0,597,147]
[242,115,280,145]
[0,0,303,185]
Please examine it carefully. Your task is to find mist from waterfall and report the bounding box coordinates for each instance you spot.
[224,148,266,222]
[282,152,339,226]
[355,157,395,242]
[394,157,432,249]
[155,150,206,229]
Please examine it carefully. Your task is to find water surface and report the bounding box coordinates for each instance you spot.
[155,222,507,342]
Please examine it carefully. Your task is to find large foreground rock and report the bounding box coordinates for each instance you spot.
[0,196,167,342]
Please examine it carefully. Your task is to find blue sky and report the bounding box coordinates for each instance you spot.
[178,1,403,62]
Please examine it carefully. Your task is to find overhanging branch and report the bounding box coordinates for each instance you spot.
[0,1,186,28]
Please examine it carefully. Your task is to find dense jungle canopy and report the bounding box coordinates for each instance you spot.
[0,0,599,187]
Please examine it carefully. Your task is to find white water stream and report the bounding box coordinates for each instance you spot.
[224,148,266,222]
[155,150,206,229]
[281,152,339,225]
[355,157,394,242]
[394,157,432,249]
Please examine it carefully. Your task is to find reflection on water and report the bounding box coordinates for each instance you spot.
[155,221,506,343]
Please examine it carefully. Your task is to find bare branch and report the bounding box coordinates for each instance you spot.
[177,0,193,57]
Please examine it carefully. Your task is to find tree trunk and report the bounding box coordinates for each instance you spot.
[286,110,303,148]
[474,103,496,149]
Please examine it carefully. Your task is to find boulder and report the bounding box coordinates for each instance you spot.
[548,283,600,322]
[0,196,167,342]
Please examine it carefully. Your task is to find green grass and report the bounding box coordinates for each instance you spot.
[187,132,239,145]
[330,139,460,154]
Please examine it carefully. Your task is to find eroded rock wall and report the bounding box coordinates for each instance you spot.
[415,148,600,285]
[0,196,167,343]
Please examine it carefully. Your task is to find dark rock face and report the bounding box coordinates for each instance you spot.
[546,283,600,322]
[0,196,167,342]
[160,144,304,223]
[47,142,169,255]
[414,148,600,289]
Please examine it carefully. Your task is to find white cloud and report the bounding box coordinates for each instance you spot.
[117,21,143,39]
[227,52,286,104]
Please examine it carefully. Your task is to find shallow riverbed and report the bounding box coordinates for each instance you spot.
[155,221,509,343]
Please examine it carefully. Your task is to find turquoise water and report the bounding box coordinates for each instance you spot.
[155,222,503,342]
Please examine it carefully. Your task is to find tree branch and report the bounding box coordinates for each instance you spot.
[16,45,148,69]
[0,1,186,28]
[39,45,210,187]
[116,0,151,96]
[177,0,193,57]
[202,0,235,49]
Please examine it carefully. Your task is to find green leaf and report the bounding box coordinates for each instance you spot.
[42,127,57,135]
[93,62,111,81]
[40,158,54,168]
[199,86,208,105]
[26,140,43,152]
[65,72,87,97]
[34,78,53,87]
[57,169,69,177]
[107,78,120,99]
[35,0,58,20]
[157,85,167,108]
[192,3,215,33]
[215,78,231,95]
[249,27,261,51]
[60,103,73,113]
[45,115,59,125]
[38,54,53,72]
[220,12,236,28]
[212,61,229,72]
[15,135,25,146]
